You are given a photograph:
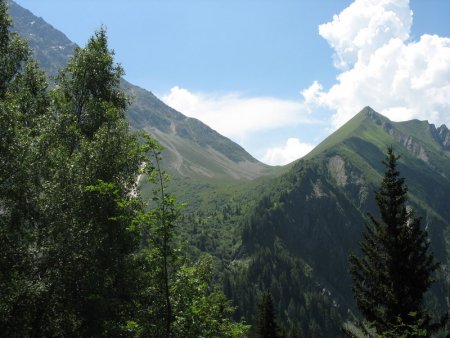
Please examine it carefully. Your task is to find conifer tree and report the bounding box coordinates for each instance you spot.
[255,290,281,338]
[349,147,448,336]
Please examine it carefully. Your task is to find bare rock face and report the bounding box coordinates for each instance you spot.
[403,136,430,163]
[435,124,450,151]
[328,155,347,187]
[382,122,430,163]
[327,155,368,208]
[364,107,449,158]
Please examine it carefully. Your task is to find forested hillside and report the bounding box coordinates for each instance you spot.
[227,107,450,336]
[7,0,277,290]
[3,1,450,337]
[0,2,248,335]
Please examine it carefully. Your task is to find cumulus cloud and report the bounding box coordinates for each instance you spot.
[305,0,450,129]
[262,138,314,166]
[162,86,315,142]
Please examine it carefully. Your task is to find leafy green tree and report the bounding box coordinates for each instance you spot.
[130,136,248,338]
[1,4,247,335]
[131,135,178,337]
[32,28,143,336]
[255,290,282,338]
[171,255,249,338]
[0,0,28,97]
[0,1,51,334]
[349,147,449,336]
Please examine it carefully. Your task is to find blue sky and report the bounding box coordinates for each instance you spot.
[14,0,450,165]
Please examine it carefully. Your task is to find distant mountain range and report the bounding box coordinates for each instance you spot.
[7,0,271,182]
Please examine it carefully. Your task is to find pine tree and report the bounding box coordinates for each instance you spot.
[349,147,448,336]
[255,290,281,338]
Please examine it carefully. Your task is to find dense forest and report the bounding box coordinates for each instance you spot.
[2,0,450,337]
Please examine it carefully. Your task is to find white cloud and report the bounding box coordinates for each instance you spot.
[319,0,412,69]
[305,0,450,130]
[160,0,450,166]
[162,86,315,142]
[262,138,314,166]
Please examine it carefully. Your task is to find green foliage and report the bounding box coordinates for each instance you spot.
[6,2,450,336]
[0,1,50,334]
[227,238,343,338]
[0,7,142,334]
[227,107,450,337]
[0,0,29,98]
[131,136,249,338]
[55,27,127,139]
[1,7,248,335]
[255,290,282,338]
[171,255,249,337]
[134,135,178,337]
[1,4,249,335]
[349,147,449,336]
[32,27,141,336]
[344,312,450,337]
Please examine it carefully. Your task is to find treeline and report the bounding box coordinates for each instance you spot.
[0,1,247,336]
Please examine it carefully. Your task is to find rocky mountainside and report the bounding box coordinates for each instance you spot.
[8,0,271,181]
[228,107,450,336]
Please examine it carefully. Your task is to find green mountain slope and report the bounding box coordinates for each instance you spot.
[10,1,450,334]
[229,107,450,336]
[7,0,279,284]
[8,0,271,182]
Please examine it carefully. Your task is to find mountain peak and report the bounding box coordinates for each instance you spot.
[360,105,376,115]
[357,106,387,124]
[306,105,450,163]
[432,123,450,151]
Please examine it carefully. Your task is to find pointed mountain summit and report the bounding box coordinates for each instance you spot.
[7,0,271,181]
[230,107,450,336]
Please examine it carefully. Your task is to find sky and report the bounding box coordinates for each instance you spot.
[14,0,450,165]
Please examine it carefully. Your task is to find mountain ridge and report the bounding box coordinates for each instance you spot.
[7,0,271,181]
[229,106,450,336]
[7,1,450,335]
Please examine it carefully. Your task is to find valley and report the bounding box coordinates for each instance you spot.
[4,0,450,336]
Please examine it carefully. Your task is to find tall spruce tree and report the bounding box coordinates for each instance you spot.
[349,147,448,336]
[255,291,281,338]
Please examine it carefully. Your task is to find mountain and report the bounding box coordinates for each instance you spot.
[7,0,271,182]
[9,1,450,335]
[227,107,450,336]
